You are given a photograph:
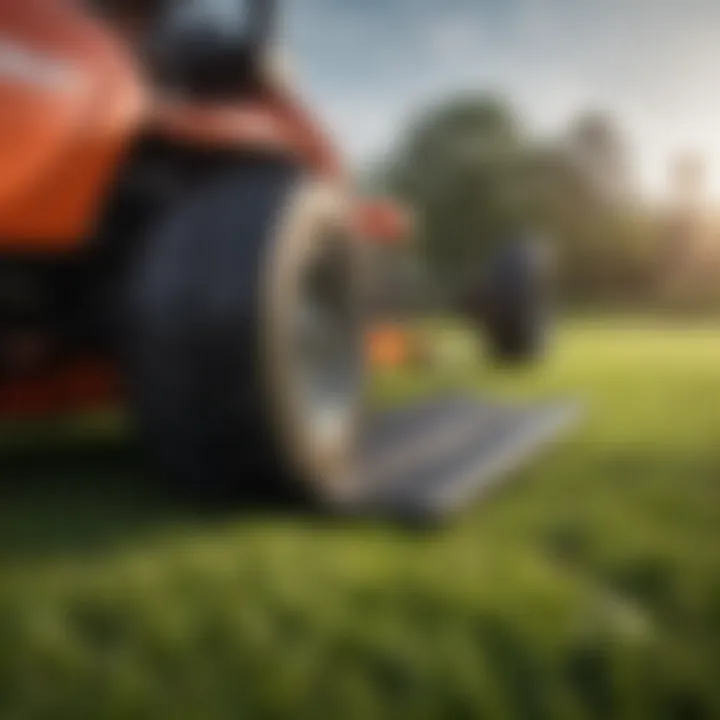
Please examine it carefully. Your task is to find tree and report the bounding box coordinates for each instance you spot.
[387,94,532,298]
[564,112,636,205]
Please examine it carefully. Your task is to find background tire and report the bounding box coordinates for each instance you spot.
[483,233,554,364]
[123,162,365,506]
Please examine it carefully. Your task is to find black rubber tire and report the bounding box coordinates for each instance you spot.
[122,163,365,505]
[483,235,553,364]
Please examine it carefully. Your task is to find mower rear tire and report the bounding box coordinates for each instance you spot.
[123,163,365,506]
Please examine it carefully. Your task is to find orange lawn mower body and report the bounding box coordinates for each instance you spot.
[0,0,407,420]
[0,1,575,517]
[361,200,418,371]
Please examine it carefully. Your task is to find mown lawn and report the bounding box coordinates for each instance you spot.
[1,320,720,719]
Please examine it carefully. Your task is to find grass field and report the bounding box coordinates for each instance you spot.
[1,320,720,719]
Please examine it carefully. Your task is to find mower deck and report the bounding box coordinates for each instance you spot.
[354,396,582,518]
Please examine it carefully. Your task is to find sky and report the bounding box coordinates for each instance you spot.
[286,0,720,200]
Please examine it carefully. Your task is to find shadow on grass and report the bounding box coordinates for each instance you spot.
[0,439,196,563]
[0,438,422,566]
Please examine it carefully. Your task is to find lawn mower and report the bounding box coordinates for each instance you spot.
[0,0,577,517]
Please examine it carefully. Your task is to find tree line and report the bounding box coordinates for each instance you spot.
[368,93,720,314]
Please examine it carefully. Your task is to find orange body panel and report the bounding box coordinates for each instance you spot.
[353,199,413,244]
[367,325,414,369]
[0,359,119,418]
[0,0,145,249]
[152,91,345,181]
[152,97,412,243]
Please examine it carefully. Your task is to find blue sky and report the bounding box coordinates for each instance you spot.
[286,0,720,198]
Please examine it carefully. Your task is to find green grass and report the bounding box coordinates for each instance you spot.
[1,320,720,719]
